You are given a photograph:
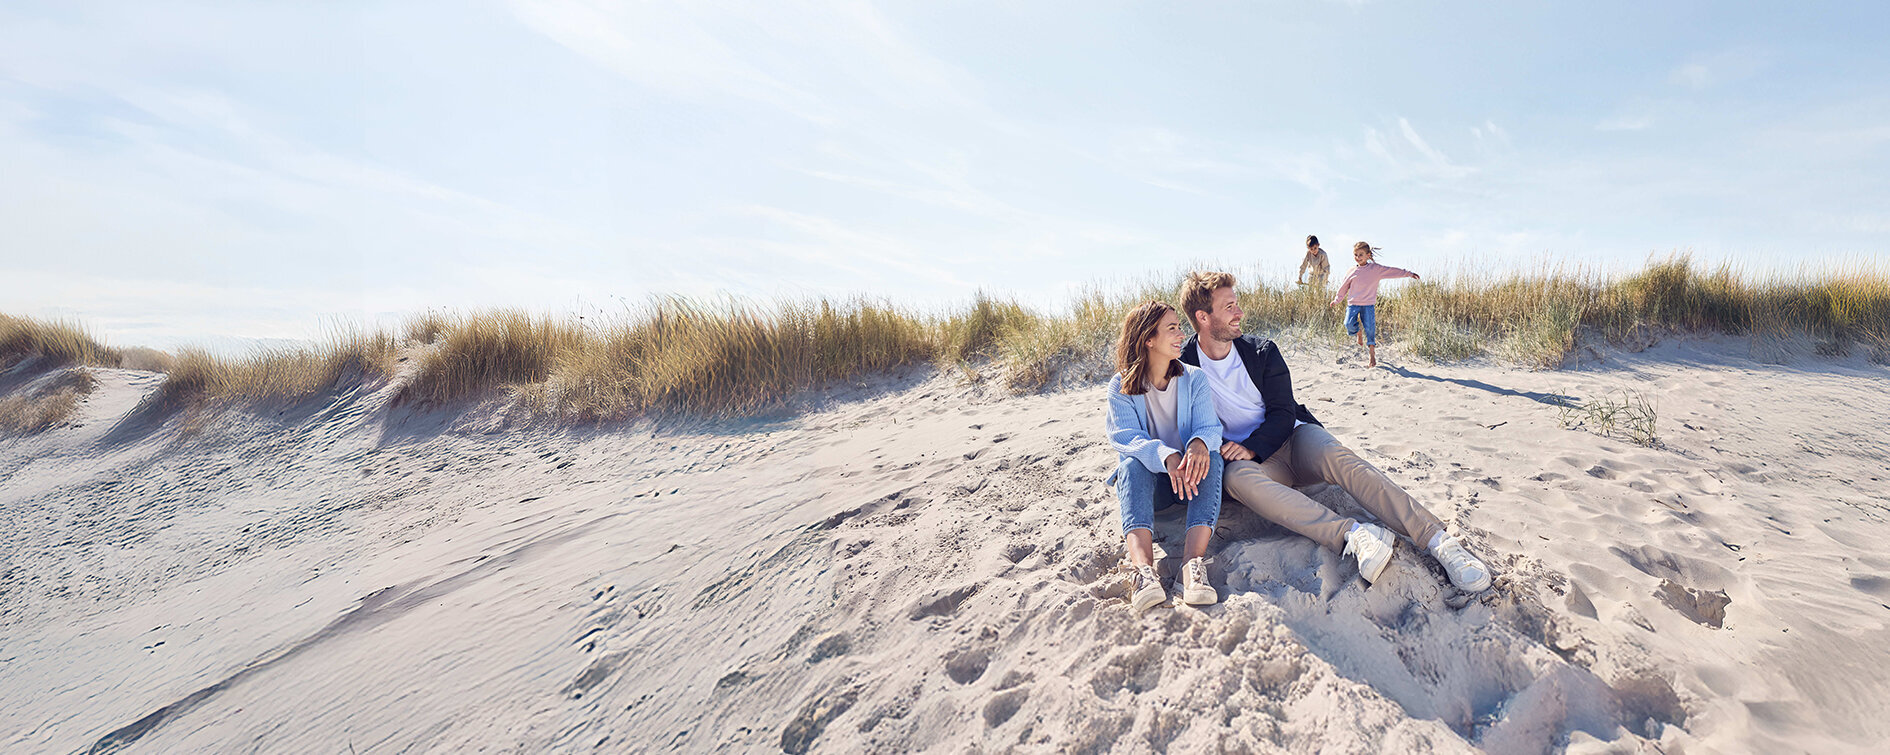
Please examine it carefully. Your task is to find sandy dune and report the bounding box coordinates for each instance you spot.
[3,336,1888,753]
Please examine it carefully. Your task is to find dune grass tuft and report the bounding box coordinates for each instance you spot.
[155,331,399,406]
[531,297,936,419]
[0,367,95,433]
[404,311,581,404]
[1,314,120,368]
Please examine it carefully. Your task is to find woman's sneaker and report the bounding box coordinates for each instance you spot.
[1181,557,1217,605]
[1342,523,1396,584]
[1430,533,1492,592]
[1130,563,1167,611]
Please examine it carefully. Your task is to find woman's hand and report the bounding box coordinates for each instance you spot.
[1219,441,1254,462]
[1164,439,1212,499]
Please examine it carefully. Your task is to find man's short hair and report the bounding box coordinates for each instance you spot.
[1180,271,1236,328]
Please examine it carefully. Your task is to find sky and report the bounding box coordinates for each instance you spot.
[3,1,1888,349]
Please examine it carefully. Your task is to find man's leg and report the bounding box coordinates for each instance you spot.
[1221,444,1355,553]
[1288,424,1445,547]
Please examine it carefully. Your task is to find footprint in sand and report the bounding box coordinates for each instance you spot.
[908,582,981,620]
[981,687,1030,727]
[943,636,996,684]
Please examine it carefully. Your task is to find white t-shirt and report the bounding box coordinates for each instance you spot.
[1143,377,1185,454]
[1198,343,1302,444]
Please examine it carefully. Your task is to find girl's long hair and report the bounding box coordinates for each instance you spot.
[1114,300,1184,396]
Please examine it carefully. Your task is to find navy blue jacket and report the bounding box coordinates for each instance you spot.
[1179,335,1321,463]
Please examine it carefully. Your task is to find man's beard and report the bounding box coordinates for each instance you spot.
[1211,318,1243,341]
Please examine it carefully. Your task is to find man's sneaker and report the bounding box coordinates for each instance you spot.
[1180,557,1218,605]
[1129,563,1167,611]
[1342,523,1396,584]
[1431,533,1493,592]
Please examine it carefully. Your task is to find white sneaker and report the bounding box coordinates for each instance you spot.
[1180,557,1217,606]
[1342,523,1396,584]
[1129,563,1167,611]
[1431,533,1492,592]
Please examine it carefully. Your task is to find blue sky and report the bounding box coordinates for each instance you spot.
[2,1,1887,348]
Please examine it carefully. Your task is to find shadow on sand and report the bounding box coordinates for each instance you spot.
[1384,365,1575,406]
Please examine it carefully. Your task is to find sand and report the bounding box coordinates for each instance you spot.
[3,335,1888,754]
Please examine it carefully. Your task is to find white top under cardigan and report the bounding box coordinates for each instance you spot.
[1143,376,1183,451]
[1103,364,1223,484]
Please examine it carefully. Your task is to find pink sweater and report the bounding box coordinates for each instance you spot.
[1331,262,1418,305]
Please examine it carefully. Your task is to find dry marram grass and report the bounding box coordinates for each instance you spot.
[1,314,120,368]
[3,254,1886,421]
[0,368,95,434]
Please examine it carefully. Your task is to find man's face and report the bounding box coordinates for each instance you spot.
[1200,286,1244,341]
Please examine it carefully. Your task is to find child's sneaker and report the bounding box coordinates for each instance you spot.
[1129,563,1167,611]
[1342,523,1396,584]
[1430,533,1492,592]
[1180,557,1217,605]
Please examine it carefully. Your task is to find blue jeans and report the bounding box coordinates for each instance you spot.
[1114,453,1224,535]
[1345,304,1378,346]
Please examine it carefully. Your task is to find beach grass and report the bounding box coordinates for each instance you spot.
[0,367,94,433]
[4,254,1886,421]
[1,313,119,369]
[152,331,400,406]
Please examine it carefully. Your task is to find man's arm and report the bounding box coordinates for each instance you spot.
[1238,344,1299,462]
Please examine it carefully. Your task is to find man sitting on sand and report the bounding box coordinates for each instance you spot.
[1177,271,1492,592]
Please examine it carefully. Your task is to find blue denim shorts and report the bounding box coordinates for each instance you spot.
[1345,304,1378,346]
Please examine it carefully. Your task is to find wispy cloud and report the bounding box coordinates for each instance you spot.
[1470,120,1512,148]
[1365,117,1473,181]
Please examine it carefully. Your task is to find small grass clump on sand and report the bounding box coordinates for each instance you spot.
[0,367,95,433]
[1,314,120,369]
[1555,388,1661,447]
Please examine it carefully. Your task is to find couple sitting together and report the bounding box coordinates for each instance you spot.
[1104,271,1491,611]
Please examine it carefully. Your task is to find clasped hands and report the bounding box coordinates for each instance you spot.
[1162,439,1216,500]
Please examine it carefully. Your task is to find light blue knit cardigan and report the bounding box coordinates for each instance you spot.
[1103,364,1223,484]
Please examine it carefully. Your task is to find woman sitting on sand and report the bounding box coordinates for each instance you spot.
[1104,301,1224,611]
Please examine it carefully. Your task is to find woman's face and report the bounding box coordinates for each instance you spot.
[1144,309,1185,364]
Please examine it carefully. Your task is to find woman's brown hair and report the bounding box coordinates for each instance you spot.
[1114,300,1184,396]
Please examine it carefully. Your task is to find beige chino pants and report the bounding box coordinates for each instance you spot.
[1222,424,1445,552]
